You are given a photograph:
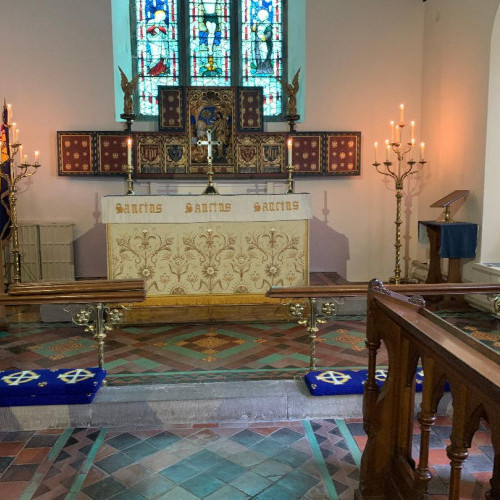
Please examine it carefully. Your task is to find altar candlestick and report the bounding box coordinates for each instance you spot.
[410,121,415,142]
[287,138,293,165]
[420,142,425,161]
[399,104,405,125]
[34,150,40,165]
[374,142,378,163]
[390,121,395,143]
[127,138,132,165]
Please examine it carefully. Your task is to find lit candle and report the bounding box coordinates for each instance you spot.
[287,137,293,165]
[15,129,19,144]
[386,143,390,162]
[395,125,400,144]
[410,121,415,142]
[18,145,23,163]
[374,142,378,163]
[34,150,40,164]
[420,142,425,161]
[390,121,395,143]
[127,138,132,165]
[11,123,17,143]
[399,103,405,125]
[7,104,12,124]
[23,154,28,163]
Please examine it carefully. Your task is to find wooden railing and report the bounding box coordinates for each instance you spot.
[268,281,500,499]
[0,280,146,377]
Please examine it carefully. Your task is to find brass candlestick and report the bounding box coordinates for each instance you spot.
[286,163,295,194]
[0,142,41,285]
[373,110,426,285]
[123,163,135,195]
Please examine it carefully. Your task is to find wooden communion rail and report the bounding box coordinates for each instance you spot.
[0,280,146,375]
[268,280,500,499]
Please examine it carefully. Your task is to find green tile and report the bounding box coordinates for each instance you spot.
[105,359,130,369]
[275,469,319,496]
[268,428,303,445]
[160,461,200,483]
[145,431,181,449]
[273,448,310,467]
[252,459,293,480]
[157,486,198,500]
[132,474,175,498]
[184,450,226,470]
[204,484,250,499]
[249,439,287,458]
[230,471,271,496]
[207,459,245,482]
[95,452,136,474]
[123,441,159,461]
[230,430,264,447]
[133,358,162,369]
[107,433,142,450]
[83,477,126,499]
[181,472,224,497]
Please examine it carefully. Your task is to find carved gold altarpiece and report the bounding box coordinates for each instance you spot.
[102,194,311,309]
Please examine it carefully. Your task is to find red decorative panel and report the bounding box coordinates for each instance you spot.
[158,87,185,132]
[290,134,322,174]
[97,133,128,175]
[57,132,94,175]
[326,133,361,175]
[237,87,264,132]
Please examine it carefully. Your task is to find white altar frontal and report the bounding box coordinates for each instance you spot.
[102,194,311,307]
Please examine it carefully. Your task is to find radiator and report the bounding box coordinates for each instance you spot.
[5,223,75,282]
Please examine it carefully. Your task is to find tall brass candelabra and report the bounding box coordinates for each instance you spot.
[0,142,41,284]
[373,108,426,285]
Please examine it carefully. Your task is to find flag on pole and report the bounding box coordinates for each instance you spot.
[0,99,11,241]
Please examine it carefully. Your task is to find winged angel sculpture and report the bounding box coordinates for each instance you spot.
[119,66,140,115]
[279,68,300,117]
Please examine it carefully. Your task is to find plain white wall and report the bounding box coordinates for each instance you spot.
[479,2,500,263]
[2,0,427,281]
[417,0,500,265]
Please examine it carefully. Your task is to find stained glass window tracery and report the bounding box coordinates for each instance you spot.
[132,0,285,118]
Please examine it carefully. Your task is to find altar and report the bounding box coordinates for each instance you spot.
[101,193,311,317]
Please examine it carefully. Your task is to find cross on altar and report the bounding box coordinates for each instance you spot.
[197,129,220,165]
[197,129,220,195]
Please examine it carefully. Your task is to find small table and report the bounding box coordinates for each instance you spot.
[418,221,478,283]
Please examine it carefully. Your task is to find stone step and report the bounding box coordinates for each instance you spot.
[0,379,364,431]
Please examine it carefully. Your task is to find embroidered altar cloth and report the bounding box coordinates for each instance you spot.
[104,194,311,301]
[101,193,312,224]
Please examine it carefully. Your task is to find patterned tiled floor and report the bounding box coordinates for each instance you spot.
[0,418,493,499]
[0,316,377,385]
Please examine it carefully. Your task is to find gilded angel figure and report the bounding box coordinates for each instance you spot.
[278,68,301,117]
[119,66,140,115]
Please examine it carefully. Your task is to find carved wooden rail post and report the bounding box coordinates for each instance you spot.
[267,280,500,499]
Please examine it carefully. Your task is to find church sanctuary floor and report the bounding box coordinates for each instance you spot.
[0,417,494,499]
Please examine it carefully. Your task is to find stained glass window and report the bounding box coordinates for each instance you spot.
[132,0,285,118]
[241,0,283,116]
[134,0,180,116]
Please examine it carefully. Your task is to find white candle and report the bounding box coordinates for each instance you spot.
[15,129,19,144]
[374,142,378,163]
[18,145,23,163]
[7,104,12,124]
[390,121,395,143]
[386,143,390,162]
[420,142,425,161]
[127,138,132,165]
[399,103,405,125]
[410,121,415,142]
[11,123,17,143]
[34,150,40,164]
[287,138,293,165]
[395,125,400,144]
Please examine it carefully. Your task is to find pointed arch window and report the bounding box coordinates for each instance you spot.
[132,0,286,119]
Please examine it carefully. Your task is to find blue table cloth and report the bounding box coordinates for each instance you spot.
[419,221,478,259]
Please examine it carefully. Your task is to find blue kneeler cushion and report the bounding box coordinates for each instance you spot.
[304,368,431,396]
[0,368,106,406]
